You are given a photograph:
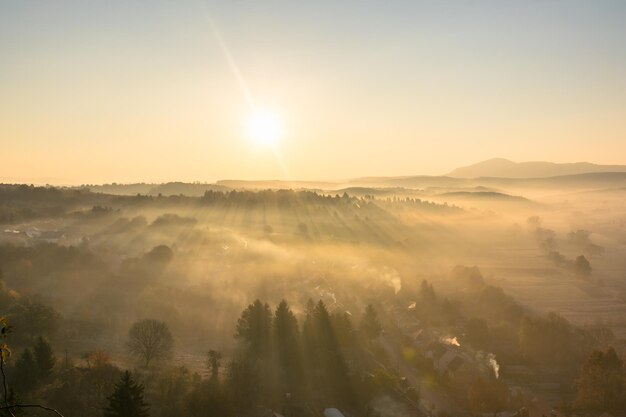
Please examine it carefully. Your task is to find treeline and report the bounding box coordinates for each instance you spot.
[527,216,595,280]
[0,184,454,229]
[0,300,393,417]
[201,189,378,210]
[0,184,108,224]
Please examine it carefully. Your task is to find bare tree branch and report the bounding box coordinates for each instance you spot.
[0,352,16,417]
[0,404,64,417]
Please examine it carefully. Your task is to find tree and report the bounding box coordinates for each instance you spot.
[10,301,60,340]
[331,311,356,348]
[104,371,149,417]
[419,280,436,302]
[33,336,56,379]
[0,317,64,417]
[13,349,38,393]
[143,245,173,264]
[575,347,625,412]
[149,366,195,417]
[206,350,222,384]
[518,313,580,365]
[232,300,273,408]
[235,300,272,359]
[273,300,299,353]
[273,300,303,398]
[127,319,173,367]
[573,255,592,278]
[307,301,353,405]
[360,304,382,341]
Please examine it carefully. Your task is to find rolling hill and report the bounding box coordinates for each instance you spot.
[447,158,626,178]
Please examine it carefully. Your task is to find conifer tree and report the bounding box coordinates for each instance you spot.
[104,371,149,417]
[273,300,303,397]
[33,336,56,379]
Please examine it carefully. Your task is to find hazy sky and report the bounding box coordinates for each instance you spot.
[1,0,625,184]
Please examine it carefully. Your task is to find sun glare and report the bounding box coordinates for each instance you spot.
[247,110,283,146]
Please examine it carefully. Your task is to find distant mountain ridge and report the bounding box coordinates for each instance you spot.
[447,158,626,178]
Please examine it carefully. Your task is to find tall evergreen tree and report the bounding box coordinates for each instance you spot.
[235,299,272,359]
[33,336,56,379]
[273,300,303,399]
[104,371,149,417]
[332,311,356,348]
[233,300,273,408]
[311,301,354,406]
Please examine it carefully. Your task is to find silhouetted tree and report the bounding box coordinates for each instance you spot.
[235,300,272,360]
[331,311,356,348]
[206,350,222,384]
[226,357,259,414]
[186,378,232,417]
[273,300,303,399]
[127,319,173,367]
[420,280,436,302]
[143,245,173,264]
[148,366,194,417]
[309,301,354,406]
[575,347,624,412]
[10,301,60,340]
[518,313,582,365]
[104,371,149,417]
[33,336,56,379]
[573,255,592,278]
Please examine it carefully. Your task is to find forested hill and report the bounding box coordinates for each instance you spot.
[0,185,458,246]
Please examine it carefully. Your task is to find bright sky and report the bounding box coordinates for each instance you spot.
[1,0,625,184]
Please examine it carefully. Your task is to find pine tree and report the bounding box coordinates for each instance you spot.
[273,300,303,398]
[104,371,150,417]
[311,301,353,405]
[33,336,56,379]
[235,299,272,359]
[332,310,356,348]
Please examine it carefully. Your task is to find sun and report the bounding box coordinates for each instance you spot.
[246,109,283,146]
